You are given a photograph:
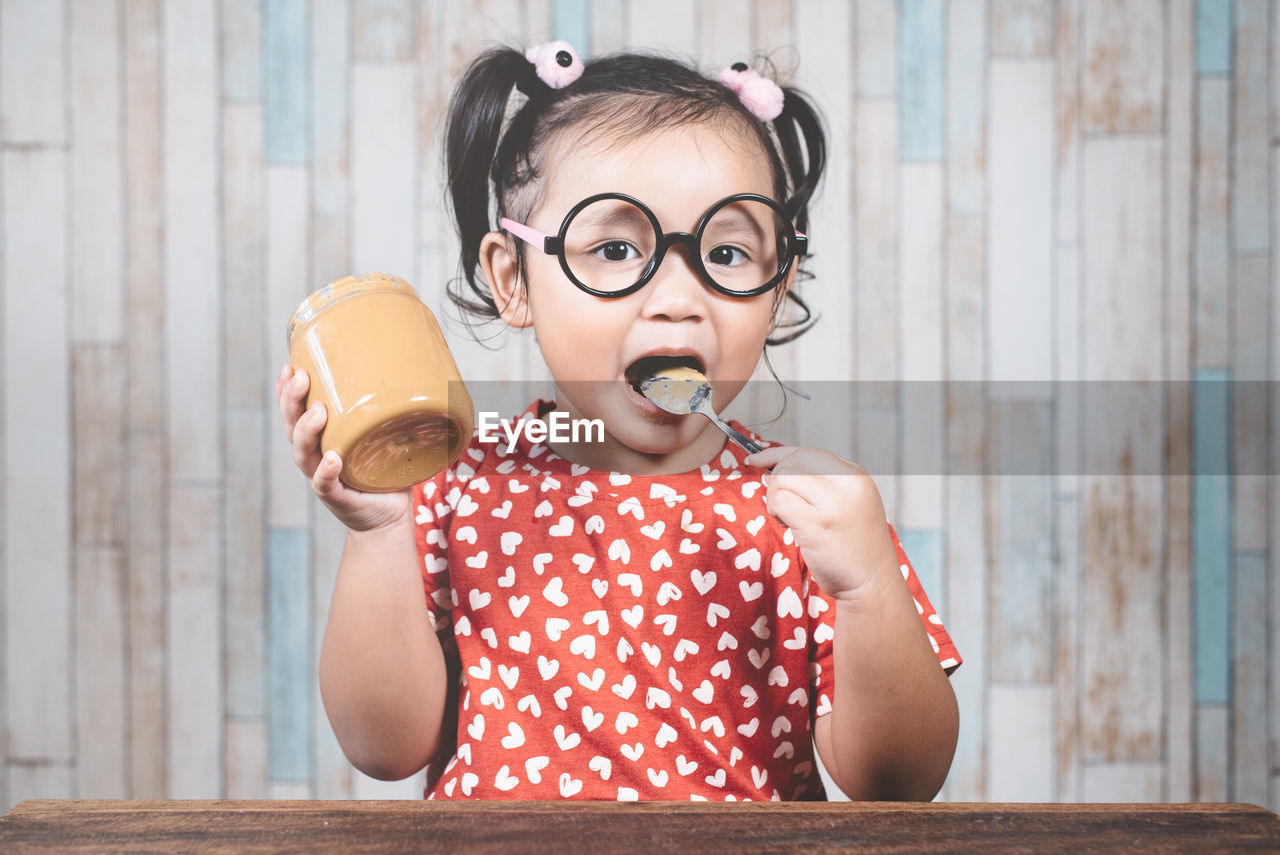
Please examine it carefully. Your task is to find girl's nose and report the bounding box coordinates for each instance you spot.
[639,244,707,321]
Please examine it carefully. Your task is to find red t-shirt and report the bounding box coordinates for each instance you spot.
[413,400,960,800]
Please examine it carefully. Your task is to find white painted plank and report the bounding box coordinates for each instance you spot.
[313,510,353,798]
[222,104,265,410]
[226,719,267,798]
[124,0,166,436]
[73,547,128,797]
[1082,137,1164,383]
[1234,255,1269,551]
[1055,244,1080,491]
[1195,78,1230,368]
[0,0,66,144]
[1234,553,1270,806]
[948,0,986,217]
[855,0,896,99]
[699,0,752,69]
[591,0,628,53]
[5,764,74,810]
[1080,762,1164,802]
[267,165,314,529]
[1233,0,1270,253]
[899,164,944,528]
[351,63,419,290]
[72,345,127,547]
[943,475,987,800]
[752,0,793,64]
[1054,495,1081,800]
[70,0,124,344]
[793,0,855,461]
[988,684,1055,801]
[353,0,417,61]
[164,0,222,482]
[123,0,167,802]
[221,0,262,100]
[4,149,72,761]
[522,0,550,44]
[1195,705,1229,801]
[625,0,696,58]
[225,408,266,720]
[1164,2,1194,803]
[1054,0,1080,243]
[988,60,1053,388]
[853,101,896,387]
[990,0,1054,57]
[127,430,167,797]
[1081,0,1162,134]
[166,485,224,797]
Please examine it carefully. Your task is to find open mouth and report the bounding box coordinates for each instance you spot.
[625,354,705,393]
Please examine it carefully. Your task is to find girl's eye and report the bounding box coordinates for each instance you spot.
[594,241,640,262]
[707,244,749,267]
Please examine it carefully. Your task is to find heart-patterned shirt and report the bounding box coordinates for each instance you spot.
[413,400,960,801]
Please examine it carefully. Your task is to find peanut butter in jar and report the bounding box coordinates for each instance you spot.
[287,273,475,492]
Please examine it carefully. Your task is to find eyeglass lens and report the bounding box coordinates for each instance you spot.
[561,198,790,294]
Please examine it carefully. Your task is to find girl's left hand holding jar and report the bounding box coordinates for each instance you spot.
[276,363,413,534]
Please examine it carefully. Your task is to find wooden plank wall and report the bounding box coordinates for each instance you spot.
[0,0,1274,808]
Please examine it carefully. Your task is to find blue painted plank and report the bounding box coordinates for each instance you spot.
[1195,0,1232,75]
[1192,368,1231,704]
[552,0,592,56]
[265,0,309,164]
[268,527,314,781]
[900,0,944,161]
[897,527,944,619]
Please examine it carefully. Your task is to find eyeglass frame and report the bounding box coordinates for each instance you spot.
[498,192,809,299]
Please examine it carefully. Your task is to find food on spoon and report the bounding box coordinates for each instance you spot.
[637,363,710,414]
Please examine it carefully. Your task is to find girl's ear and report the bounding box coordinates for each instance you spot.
[479,231,533,328]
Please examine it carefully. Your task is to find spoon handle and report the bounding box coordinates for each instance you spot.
[703,412,764,455]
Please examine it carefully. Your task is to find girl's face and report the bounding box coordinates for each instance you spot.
[482,122,789,474]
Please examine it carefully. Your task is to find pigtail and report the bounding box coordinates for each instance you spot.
[444,47,531,319]
[765,87,826,345]
[771,87,826,234]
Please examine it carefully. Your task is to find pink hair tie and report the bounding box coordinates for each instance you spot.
[717,61,784,122]
[525,41,584,89]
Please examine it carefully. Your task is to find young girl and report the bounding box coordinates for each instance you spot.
[278,42,959,801]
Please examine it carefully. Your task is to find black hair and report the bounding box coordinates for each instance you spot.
[443,46,827,345]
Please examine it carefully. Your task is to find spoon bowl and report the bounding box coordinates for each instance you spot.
[638,366,763,454]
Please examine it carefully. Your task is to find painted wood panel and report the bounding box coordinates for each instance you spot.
[1081,0,1163,134]
[1233,0,1270,253]
[4,149,72,763]
[164,0,222,483]
[0,0,66,144]
[988,60,1053,387]
[73,546,127,797]
[1080,136,1165,763]
[988,684,1054,801]
[3,0,1279,809]
[1195,78,1231,368]
[990,0,1055,58]
[947,0,986,217]
[70,0,124,344]
[166,485,224,797]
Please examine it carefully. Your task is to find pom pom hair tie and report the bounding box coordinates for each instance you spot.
[525,41,584,89]
[717,61,785,122]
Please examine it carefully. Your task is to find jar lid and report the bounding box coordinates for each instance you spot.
[286,273,419,348]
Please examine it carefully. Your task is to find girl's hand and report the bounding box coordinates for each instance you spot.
[276,364,412,533]
[745,446,899,600]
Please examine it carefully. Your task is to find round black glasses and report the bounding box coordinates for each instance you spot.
[500,193,809,298]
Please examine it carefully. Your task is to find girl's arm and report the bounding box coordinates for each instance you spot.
[746,446,959,800]
[319,513,449,781]
[811,567,958,800]
[277,364,449,781]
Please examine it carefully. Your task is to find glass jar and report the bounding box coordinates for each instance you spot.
[287,273,475,492]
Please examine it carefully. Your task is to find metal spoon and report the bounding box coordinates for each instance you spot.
[638,366,764,454]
